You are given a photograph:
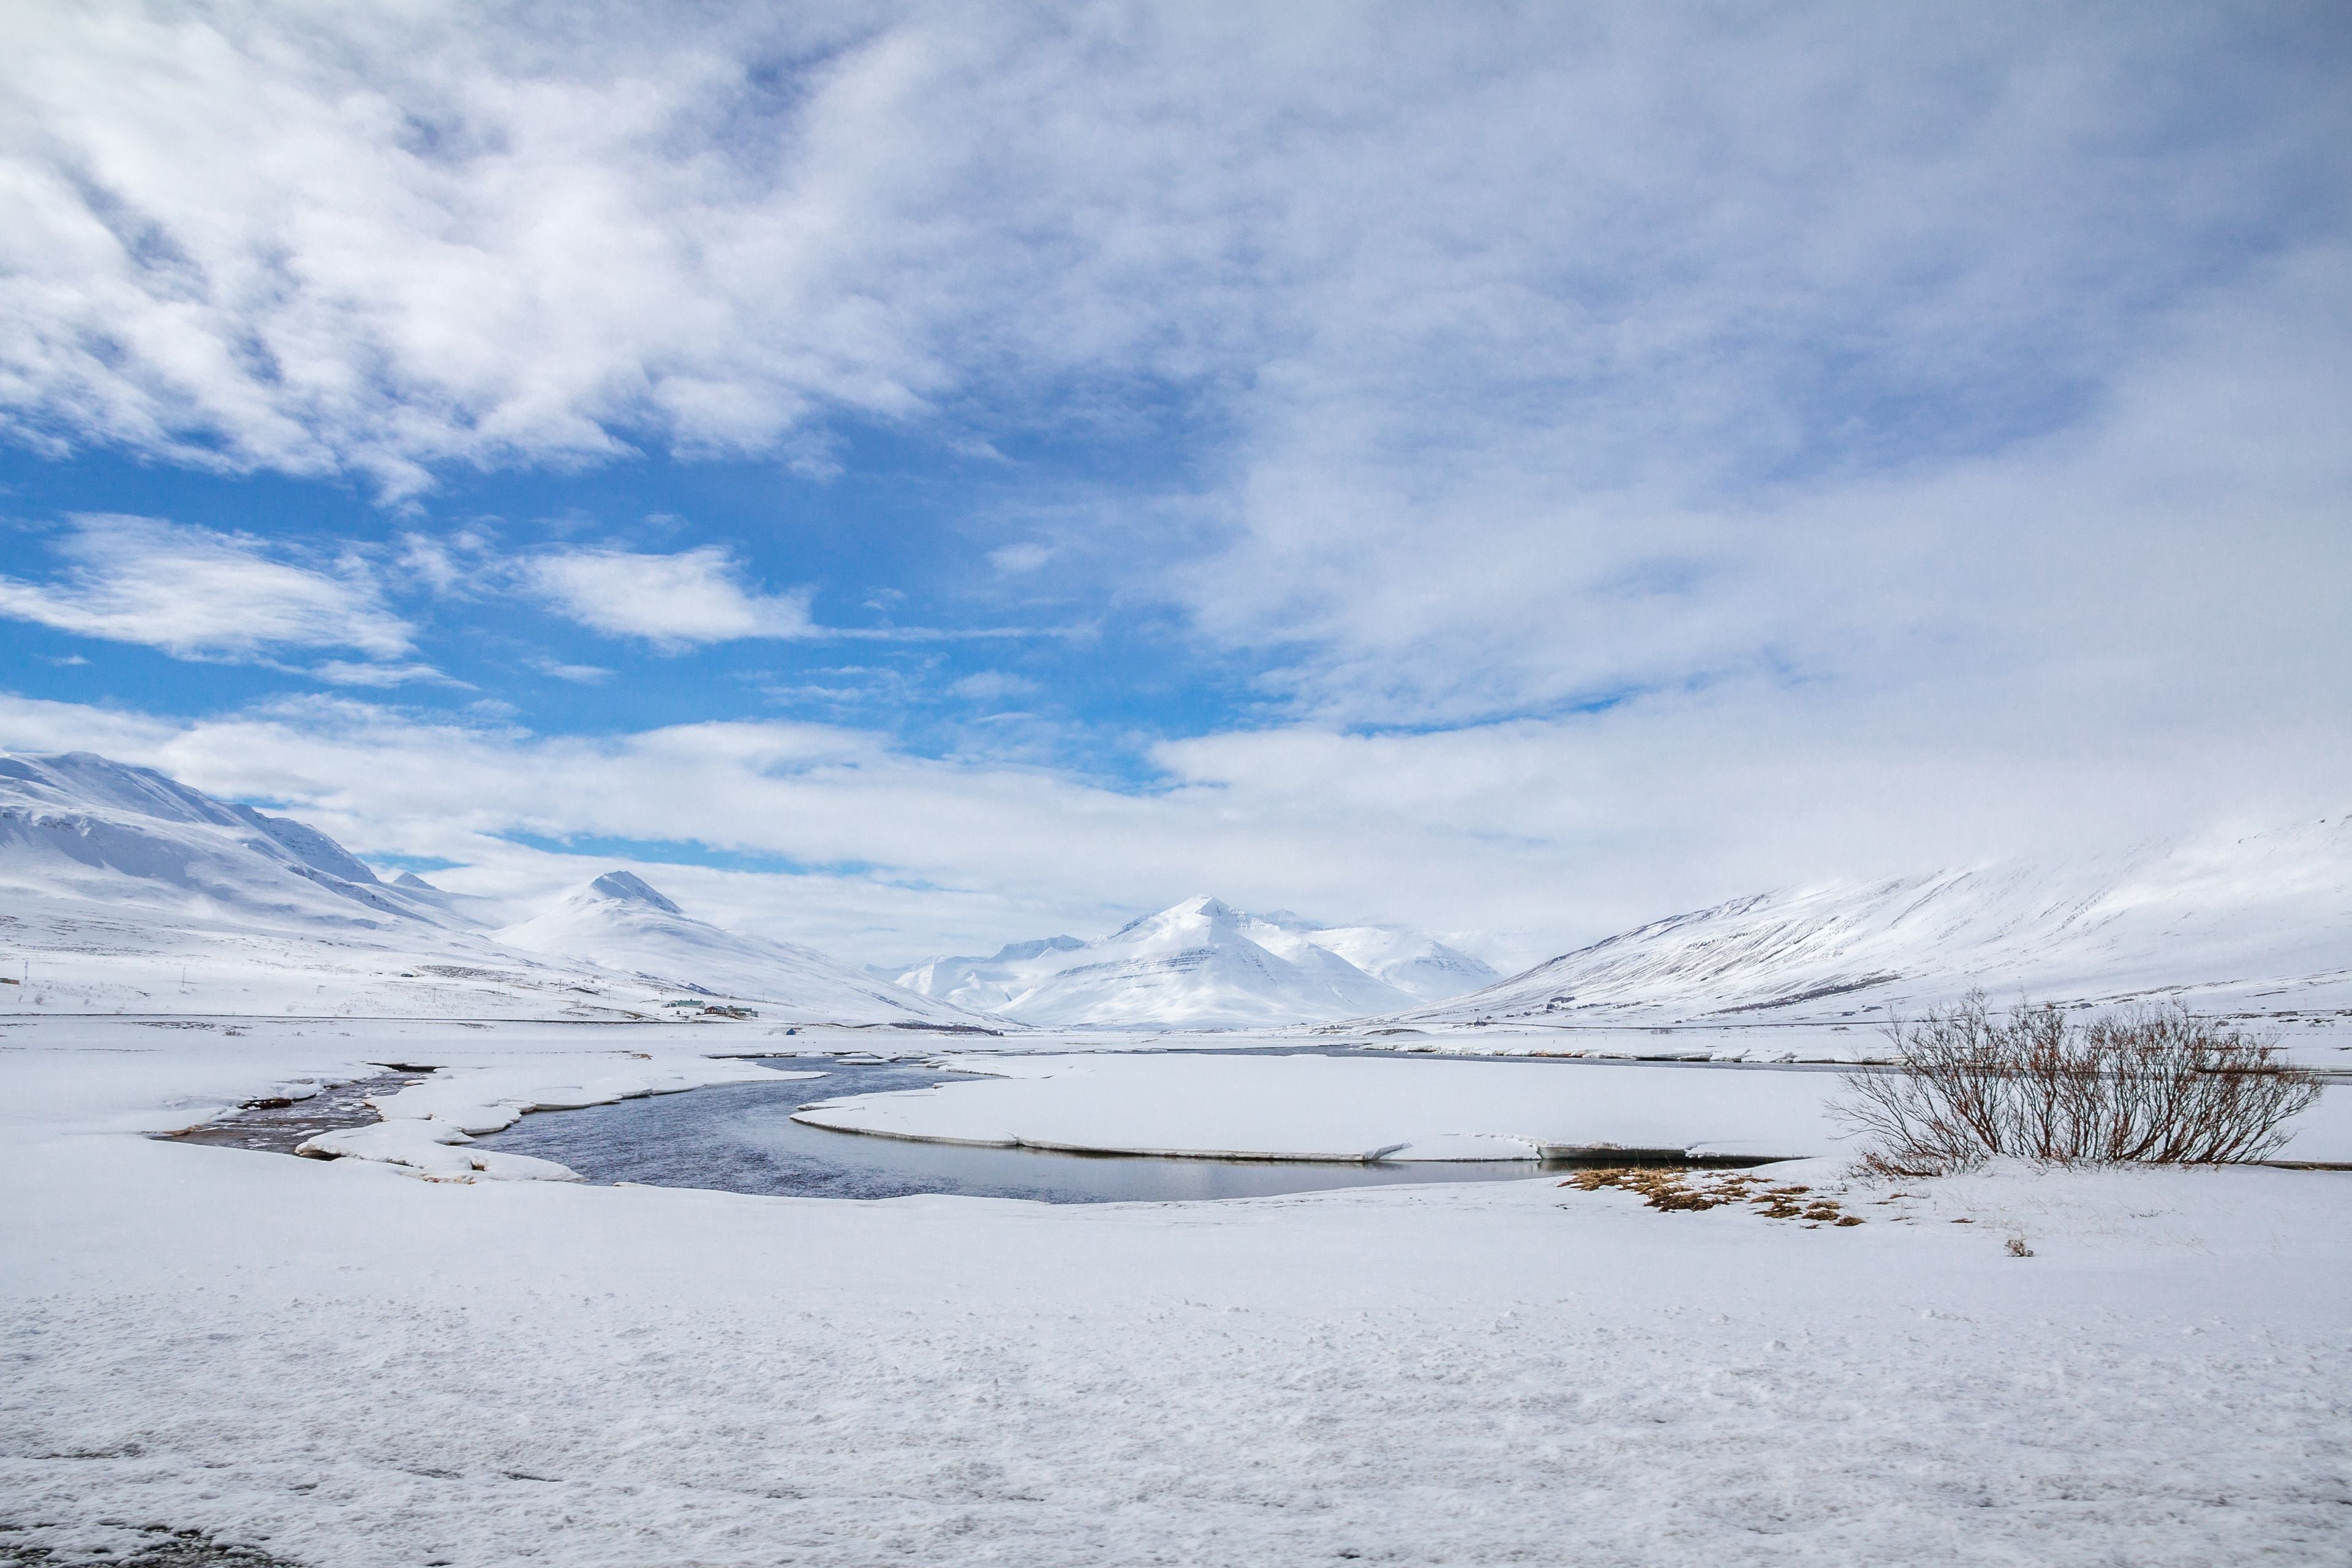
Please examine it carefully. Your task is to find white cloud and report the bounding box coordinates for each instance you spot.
[0,514,412,660]
[987,542,1054,574]
[312,660,464,688]
[7,4,2335,502]
[0,4,947,494]
[1184,244,2352,736]
[521,545,815,647]
[396,530,492,595]
[947,670,1038,703]
[526,656,614,685]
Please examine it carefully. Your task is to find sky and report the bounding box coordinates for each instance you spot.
[1,1,2348,970]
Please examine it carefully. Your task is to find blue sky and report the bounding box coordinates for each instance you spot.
[0,409,1256,774]
[2,2,2348,967]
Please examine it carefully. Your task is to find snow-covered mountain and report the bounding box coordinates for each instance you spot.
[892,896,1493,1027]
[1299,921,1499,1001]
[499,870,994,1026]
[1404,818,2352,1027]
[0,751,453,932]
[0,750,996,1027]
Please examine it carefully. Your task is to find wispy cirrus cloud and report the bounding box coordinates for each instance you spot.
[0,514,413,662]
[946,670,1038,704]
[513,540,1071,650]
[312,660,467,690]
[526,655,614,685]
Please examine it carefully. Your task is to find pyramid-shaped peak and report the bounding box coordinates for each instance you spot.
[588,870,682,914]
[1106,895,1234,940]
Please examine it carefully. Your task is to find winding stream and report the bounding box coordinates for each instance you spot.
[473,1054,1721,1203]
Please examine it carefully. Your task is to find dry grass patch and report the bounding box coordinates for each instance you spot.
[1561,1167,1863,1226]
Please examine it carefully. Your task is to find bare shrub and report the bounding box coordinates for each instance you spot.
[1833,993,2323,1177]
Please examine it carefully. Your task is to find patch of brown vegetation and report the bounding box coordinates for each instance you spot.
[1561,1167,1863,1226]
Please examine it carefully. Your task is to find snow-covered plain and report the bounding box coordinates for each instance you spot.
[792,1048,2352,1166]
[6,1014,2351,1566]
[794,1051,1848,1161]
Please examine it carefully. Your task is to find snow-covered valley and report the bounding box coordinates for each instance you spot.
[7,9,2349,1560]
[5,750,2350,1564]
[5,1012,2350,1566]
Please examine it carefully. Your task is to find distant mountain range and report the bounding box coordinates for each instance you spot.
[0,750,989,1027]
[497,870,992,1024]
[6,750,2343,1031]
[888,895,1499,1028]
[1403,820,2352,1027]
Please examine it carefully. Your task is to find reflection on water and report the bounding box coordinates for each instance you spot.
[474,1055,1591,1204]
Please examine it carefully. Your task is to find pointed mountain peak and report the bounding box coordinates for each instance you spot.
[1108,894,1235,939]
[1170,894,1235,918]
[587,870,683,914]
[391,870,440,891]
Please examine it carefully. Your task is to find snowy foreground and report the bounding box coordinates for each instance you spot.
[6,1016,2351,1566]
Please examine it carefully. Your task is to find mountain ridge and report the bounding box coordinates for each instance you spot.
[893,894,1497,1028]
[497,870,995,1026]
[1406,820,2352,1027]
[0,750,998,1025]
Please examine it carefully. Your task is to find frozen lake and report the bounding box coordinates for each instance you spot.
[473,1054,1759,1202]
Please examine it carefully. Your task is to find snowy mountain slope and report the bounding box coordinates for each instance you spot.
[380,869,499,927]
[0,752,447,930]
[886,935,1079,998]
[1293,922,1498,1001]
[498,871,1000,1027]
[891,895,1474,1027]
[1405,817,2352,1027]
[0,750,999,1026]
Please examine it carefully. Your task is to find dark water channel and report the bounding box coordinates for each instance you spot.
[473,1054,1693,1204]
[163,1068,434,1155]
